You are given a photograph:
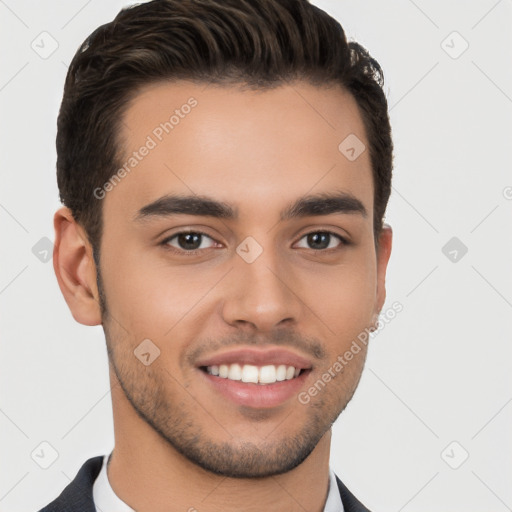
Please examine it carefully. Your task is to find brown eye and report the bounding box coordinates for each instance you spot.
[296,231,345,250]
[164,232,216,251]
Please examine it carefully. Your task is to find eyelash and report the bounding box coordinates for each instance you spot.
[160,230,350,256]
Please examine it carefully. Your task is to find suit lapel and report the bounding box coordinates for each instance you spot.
[38,456,103,512]
[335,475,371,512]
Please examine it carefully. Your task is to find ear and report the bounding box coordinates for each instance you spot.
[52,207,102,326]
[371,224,393,326]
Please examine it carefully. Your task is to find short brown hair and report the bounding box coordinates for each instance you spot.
[57,0,393,260]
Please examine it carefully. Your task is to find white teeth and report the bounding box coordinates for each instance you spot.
[259,365,276,384]
[241,364,259,383]
[228,363,242,381]
[206,363,303,384]
[276,364,287,381]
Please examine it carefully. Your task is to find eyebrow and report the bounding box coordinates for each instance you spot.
[134,191,367,222]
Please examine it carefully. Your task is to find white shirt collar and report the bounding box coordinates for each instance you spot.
[93,453,344,512]
[92,453,134,512]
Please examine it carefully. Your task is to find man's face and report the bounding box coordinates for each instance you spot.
[97,81,390,477]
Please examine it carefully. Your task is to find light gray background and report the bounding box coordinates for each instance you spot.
[1,1,511,511]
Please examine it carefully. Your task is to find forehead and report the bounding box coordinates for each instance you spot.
[106,80,373,222]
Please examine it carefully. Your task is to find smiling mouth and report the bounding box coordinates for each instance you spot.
[200,364,308,385]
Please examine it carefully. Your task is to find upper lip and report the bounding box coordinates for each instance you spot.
[195,347,313,370]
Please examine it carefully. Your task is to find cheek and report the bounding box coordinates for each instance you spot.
[301,256,377,339]
[100,250,220,338]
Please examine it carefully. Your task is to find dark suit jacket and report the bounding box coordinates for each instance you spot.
[38,456,371,512]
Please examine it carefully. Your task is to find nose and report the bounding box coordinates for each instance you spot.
[221,247,302,332]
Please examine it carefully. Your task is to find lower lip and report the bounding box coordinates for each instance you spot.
[200,369,310,409]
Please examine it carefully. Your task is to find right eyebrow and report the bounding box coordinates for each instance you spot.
[134,194,238,222]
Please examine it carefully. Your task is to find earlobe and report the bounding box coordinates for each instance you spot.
[373,224,393,323]
[52,207,102,326]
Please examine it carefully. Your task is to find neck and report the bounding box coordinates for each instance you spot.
[107,371,332,512]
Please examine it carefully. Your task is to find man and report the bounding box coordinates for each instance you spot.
[40,0,393,510]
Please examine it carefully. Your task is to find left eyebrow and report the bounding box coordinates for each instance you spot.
[133,191,367,223]
[281,191,367,220]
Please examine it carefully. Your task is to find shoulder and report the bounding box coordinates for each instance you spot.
[37,456,104,512]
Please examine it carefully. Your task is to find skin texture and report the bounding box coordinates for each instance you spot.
[53,81,392,512]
